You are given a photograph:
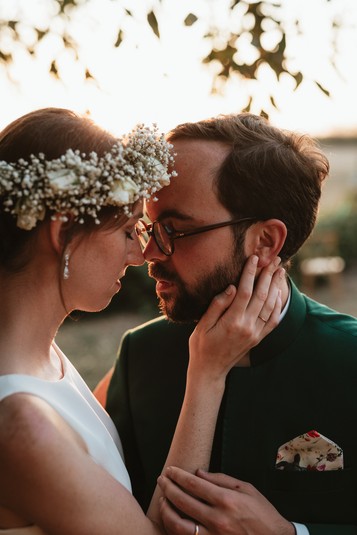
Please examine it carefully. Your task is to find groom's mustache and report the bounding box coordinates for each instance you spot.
[148,263,180,284]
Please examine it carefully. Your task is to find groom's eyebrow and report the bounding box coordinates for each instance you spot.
[132,209,144,219]
[156,209,195,222]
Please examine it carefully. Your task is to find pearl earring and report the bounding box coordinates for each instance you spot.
[63,252,70,280]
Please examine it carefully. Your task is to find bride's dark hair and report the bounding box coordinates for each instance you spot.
[0,107,115,161]
[0,108,126,272]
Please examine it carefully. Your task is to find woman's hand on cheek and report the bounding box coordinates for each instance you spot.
[188,255,284,379]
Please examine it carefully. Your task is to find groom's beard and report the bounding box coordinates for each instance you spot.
[148,248,246,323]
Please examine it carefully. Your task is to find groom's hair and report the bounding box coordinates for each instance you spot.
[167,113,329,263]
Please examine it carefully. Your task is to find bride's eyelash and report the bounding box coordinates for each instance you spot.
[125,230,134,240]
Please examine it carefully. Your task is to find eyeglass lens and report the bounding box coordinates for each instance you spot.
[135,221,150,248]
[153,222,172,255]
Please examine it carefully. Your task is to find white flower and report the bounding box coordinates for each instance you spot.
[0,123,175,230]
[151,158,171,185]
[47,169,78,190]
[109,176,140,206]
[17,213,39,231]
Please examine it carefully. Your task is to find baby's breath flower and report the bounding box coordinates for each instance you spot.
[0,124,175,230]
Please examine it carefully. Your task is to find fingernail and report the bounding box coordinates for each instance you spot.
[166,466,172,474]
[274,256,281,267]
[225,285,234,295]
[251,255,258,266]
[279,267,285,278]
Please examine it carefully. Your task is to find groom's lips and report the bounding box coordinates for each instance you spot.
[149,263,178,294]
[156,280,174,294]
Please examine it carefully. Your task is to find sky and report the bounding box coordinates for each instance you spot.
[0,0,357,138]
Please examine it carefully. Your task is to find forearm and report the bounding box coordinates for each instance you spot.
[147,370,225,523]
[148,258,284,525]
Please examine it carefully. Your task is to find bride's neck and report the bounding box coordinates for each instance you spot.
[0,273,66,379]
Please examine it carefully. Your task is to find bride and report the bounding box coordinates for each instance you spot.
[0,107,282,534]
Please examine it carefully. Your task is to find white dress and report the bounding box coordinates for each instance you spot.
[0,343,131,534]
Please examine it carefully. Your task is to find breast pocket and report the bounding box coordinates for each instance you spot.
[267,468,356,524]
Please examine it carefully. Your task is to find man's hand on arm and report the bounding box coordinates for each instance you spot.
[158,467,296,535]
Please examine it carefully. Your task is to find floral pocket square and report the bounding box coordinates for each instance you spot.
[275,430,343,471]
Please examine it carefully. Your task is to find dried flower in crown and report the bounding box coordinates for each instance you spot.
[0,124,176,230]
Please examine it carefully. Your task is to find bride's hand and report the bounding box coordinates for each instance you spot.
[188,255,284,381]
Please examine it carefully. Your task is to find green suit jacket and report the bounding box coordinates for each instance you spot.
[107,280,357,534]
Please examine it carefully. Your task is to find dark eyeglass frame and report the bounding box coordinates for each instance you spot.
[135,217,257,256]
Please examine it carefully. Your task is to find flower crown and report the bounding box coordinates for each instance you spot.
[0,124,175,230]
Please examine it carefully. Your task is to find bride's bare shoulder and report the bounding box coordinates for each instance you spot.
[0,393,86,459]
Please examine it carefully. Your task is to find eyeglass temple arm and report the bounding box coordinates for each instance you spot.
[171,217,256,240]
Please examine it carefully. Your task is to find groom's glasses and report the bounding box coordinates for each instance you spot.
[135,217,257,256]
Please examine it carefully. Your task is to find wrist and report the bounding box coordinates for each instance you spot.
[186,363,227,393]
[276,519,296,535]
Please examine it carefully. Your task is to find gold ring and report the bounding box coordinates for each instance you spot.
[194,524,200,535]
[258,314,268,323]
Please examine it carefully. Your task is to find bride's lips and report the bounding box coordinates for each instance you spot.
[116,272,125,289]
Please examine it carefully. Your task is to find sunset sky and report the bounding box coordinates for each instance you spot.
[0,0,356,138]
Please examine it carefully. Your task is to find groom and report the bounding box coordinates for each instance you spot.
[104,113,357,534]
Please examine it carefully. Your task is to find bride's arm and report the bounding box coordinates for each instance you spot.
[0,255,282,535]
[147,255,284,524]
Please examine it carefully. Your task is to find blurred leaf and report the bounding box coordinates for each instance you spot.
[248,3,264,49]
[276,32,286,55]
[184,13,198,27]
[260,109,269,119]
[314,81,330,97]
[242,96,253,112]
[62,33,76,48]
[114,29,123,47]
[293,71,303,89]
[147,11,160,39]
[50,60,59,77]
[85,68,94,79]
[35,28,47,41]
[230,61,257,80]
[7,21,17,31]
[0,0,340,107]
[203,43,238,79]
[270,95,278,109]
[62,33,79,60]
[58,0,81,14]
[0,51,12,63]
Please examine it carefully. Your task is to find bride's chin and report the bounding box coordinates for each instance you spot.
[70,284,122,313]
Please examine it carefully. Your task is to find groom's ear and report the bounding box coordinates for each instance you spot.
[244,219,287,267]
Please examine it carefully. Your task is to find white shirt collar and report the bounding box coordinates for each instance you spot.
[279,279,291,323]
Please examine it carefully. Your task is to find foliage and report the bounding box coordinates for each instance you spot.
[292,191,357,283]
[326,194,357,266]
[0,0,339,116]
